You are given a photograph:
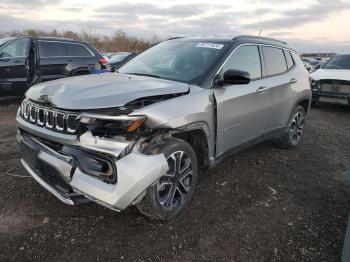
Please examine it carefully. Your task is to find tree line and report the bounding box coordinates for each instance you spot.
[0,29,161,53]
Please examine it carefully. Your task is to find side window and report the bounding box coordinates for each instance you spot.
[223,45,261,79]
[284,50,295,69]
[0,38,29,58]
[65,43,93,57]
[39,41,68,57]
[262,46,288,76]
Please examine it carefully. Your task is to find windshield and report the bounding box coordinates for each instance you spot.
[323,55,350,70]
[119,40,227,83]
[109,53,130,63]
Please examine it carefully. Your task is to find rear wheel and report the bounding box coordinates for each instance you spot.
[276,105,306,149]
[136,138,198,220]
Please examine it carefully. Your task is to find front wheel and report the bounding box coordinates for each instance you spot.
[276,105,306,149]
[136,138,198,220]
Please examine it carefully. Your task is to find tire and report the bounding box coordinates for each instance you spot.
[276,105,306,149]
[135,138,198,220]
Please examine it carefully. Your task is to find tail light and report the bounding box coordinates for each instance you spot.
[99,58,108,65]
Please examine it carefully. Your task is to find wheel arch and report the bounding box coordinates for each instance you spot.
[171,127,211,171]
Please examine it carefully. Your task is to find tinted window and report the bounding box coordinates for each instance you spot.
[65,43,92,57]
[262,47,288,76]
[39,41,68,57]
[0,37,14,48]
[323,55,350,70]
[0,38,29,58]
[223,45,262,79]
[284,50,294,69]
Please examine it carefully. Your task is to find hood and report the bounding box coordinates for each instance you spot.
[310,69,350,82]
[25,73,189,110]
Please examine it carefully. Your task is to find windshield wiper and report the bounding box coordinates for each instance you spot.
[126,73,160,78]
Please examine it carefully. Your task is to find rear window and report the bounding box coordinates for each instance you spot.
[65,43,93,57]
[262,46,288,76]
[284,50,295,69]
[39,41,67,57]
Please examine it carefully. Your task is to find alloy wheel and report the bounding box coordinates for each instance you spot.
[289,111,305,145]
[157,151,193,210]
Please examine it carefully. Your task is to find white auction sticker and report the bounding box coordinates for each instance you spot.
[196,42,224,49]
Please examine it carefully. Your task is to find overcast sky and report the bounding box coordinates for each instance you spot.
[0,0,349,53]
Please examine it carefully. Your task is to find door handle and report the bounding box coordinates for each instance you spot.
[289,78,298,84]
[257,86,268,93]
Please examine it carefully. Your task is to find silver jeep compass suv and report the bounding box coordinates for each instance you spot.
[17,36,311,220]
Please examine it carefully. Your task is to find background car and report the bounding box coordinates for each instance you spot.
[106,52,138,72]
[0,36,105,98]
[303,60,314,71]
[310,53,350,106]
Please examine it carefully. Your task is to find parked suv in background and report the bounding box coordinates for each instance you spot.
[310,53,350,106]
[0,36,105,97]
[17,36,311,220]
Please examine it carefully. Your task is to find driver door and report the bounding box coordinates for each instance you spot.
[0,37,30,96]
[214,45,270,157]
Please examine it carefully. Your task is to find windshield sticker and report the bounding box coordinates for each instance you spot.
[196,42,224,49]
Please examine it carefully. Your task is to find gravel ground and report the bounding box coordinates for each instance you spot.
[0,101,349,262]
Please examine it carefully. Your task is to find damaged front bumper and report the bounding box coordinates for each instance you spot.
[312,90,350,105]
[16,113,168,211]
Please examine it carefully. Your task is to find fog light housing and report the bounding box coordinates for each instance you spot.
[62,146,117,184]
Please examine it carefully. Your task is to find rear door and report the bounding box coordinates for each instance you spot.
[0,37,30,96]
[214,45,269,157]
[38,40,69,82]
[260,46,297,132]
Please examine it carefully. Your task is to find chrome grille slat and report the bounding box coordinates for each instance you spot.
[46,110,55,129]
[20,100,78,134]
[56,112,65,131]
[37,108,45,126]
[30,105,37,123]
[66,114,78,133]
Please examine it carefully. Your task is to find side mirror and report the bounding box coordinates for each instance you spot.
[217,69,251,86]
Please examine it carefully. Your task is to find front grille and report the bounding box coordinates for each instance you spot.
[20,99,79,134]
[320,80,350,94]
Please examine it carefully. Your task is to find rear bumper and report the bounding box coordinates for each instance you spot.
[17,127,168,211]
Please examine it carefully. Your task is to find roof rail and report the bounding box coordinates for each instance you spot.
[36,36,75,41]
[233,35,287,45]
[166,37,185,41]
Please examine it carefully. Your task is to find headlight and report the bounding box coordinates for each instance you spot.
[311,80,319,90]
[77,113,147,136]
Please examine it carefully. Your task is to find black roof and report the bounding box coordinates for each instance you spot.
[165,35,294,51]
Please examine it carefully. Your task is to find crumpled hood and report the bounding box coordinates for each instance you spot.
[25,73,189,110]
[311,69,350,82]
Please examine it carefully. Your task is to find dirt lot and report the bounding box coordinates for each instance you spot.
[0,101,349,262]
